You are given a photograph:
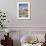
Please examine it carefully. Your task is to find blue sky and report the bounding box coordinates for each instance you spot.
[19,4,28,9]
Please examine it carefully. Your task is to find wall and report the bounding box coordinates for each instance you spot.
[0,0,46,28]
[0,0,46,46]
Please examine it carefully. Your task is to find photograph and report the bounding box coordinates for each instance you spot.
[17,2,30,19]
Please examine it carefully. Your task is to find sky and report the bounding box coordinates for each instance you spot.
[19,4,28,9]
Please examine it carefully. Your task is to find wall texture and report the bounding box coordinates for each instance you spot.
[0,0,46,46]
[0,0,46,28]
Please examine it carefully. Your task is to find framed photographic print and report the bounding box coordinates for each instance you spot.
[17,2,30,19]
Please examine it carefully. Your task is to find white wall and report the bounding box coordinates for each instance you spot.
[0,0,46,28]
[0,1,46,46]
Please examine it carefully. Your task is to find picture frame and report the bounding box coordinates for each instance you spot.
[17,2,30,19]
